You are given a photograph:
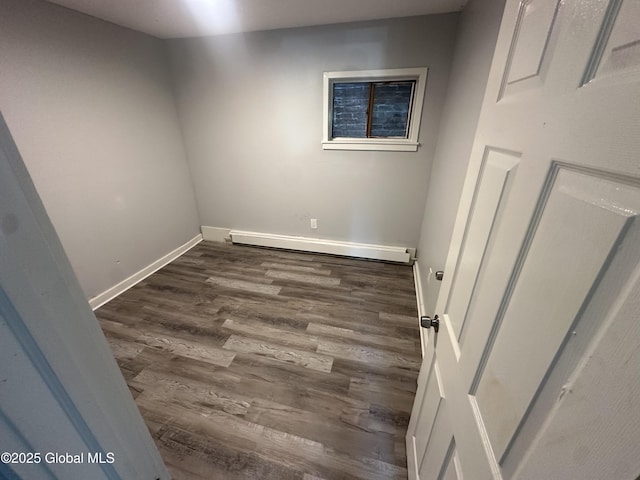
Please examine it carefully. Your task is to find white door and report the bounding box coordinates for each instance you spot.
[407,0,640,479]
[0,114,169,479]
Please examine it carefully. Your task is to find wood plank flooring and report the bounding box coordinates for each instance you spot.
[95,241,421,480]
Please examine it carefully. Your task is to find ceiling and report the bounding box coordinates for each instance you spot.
[45,0,467,39]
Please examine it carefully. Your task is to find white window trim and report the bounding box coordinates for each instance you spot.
[322,67,428,152]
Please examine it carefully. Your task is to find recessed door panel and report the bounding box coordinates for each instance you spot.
[418,409,453,480]
[446,149,520,340]
[501,174,640,477]
[413,362,444,468]
[590,0,640,80]
[507,0,560,83]
[512,257,640,479]
[475,165,640,460]
[501,0,560,98]
[441,441,462,480]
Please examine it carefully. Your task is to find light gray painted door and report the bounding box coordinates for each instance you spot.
[0,113,169,479]
[407,0,640,478]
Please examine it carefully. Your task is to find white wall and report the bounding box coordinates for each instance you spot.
[415,0,505,313]
[167,15,459,248]
[0,0,201,299]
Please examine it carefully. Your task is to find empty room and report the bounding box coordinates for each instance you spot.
[1,0,639,479]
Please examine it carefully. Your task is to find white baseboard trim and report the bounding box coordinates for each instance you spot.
[89,234,203,310]
[413,262,427,358]
[229,230,411,263]
[201,226,231,242]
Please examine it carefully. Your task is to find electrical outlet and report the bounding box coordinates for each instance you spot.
[310,218,318,229]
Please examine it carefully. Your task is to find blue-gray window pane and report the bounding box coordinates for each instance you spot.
[331,80,416,139]
[332,82,370,138]
[370,82,414,137]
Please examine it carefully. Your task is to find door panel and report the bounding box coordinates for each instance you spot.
[418,406,453,480]
[506,0,559,81]
[503,179,640,477]
[0,310,102,480]
[589,0,640,80]
[407,359,445,479]
[441,445,462,480]
[474,165,640,460]
[414,363,444,461]
[512,260,640,479]
[501,0,561,98]
[407,0,640,478]
[446,148,520,340]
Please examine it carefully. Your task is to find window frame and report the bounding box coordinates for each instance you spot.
[322,67,428,152]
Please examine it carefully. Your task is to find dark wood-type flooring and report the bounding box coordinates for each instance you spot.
[96,241,421,480]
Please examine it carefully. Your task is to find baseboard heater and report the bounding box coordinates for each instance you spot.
[229,230,411,263]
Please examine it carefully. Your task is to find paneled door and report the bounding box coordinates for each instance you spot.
[406,0,640,478]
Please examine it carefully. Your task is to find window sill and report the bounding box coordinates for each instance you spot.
[321,140,419,152]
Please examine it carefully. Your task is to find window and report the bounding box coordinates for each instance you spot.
[322,68,428,152]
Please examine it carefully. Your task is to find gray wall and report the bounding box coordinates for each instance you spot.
[415,0,505,313]
[167,15,459,248]
[0,0,200,299]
